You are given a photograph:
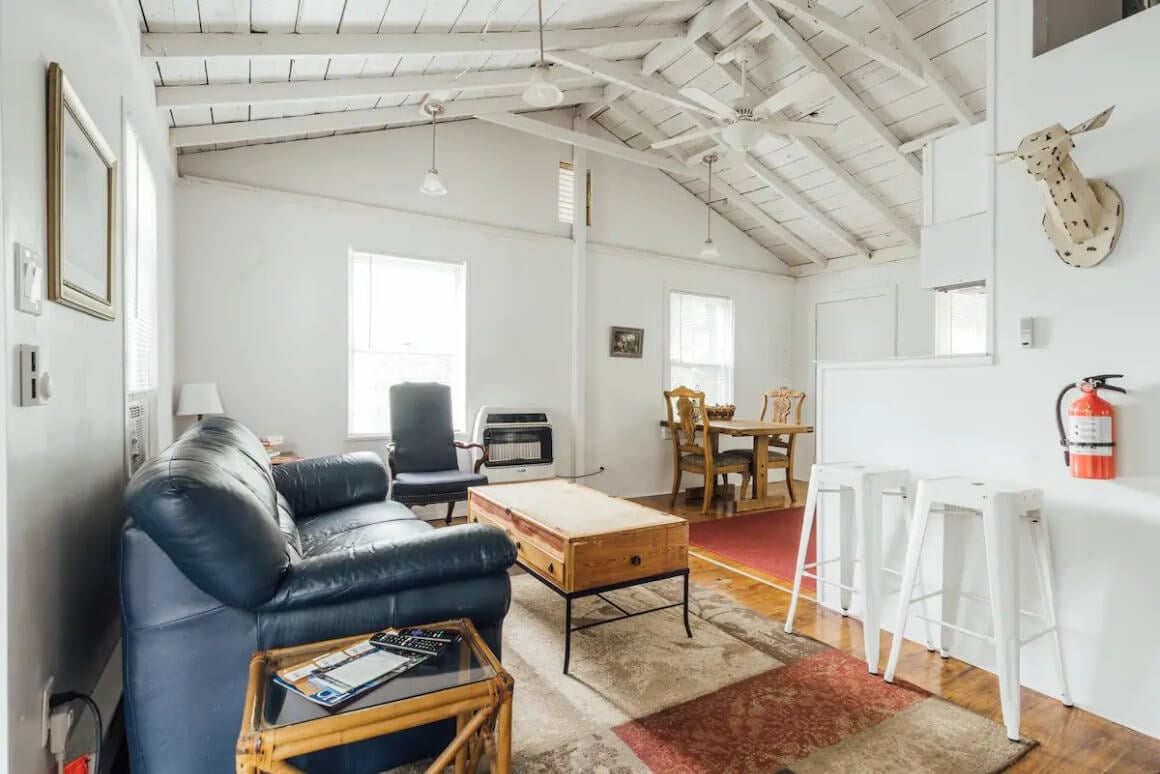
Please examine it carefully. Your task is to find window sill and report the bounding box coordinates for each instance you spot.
[345,430,469,443]
[815,353,994,371]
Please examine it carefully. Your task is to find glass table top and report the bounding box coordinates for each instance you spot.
[259,628,497,730]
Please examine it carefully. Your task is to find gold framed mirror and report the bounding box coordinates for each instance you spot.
[47,62,117,320]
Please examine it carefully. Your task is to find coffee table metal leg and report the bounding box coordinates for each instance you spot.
[564,596,573,674]
[683,572,693,638]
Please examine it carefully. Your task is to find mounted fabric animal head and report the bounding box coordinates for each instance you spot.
[997,106,1123,268]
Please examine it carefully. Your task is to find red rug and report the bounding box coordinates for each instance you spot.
[689,507,816,590]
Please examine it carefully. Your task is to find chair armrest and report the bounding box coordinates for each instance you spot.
[454,441,489,474]
[273,452,390,519]
[258,524,516,612]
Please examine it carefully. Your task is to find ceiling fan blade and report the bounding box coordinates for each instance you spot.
[759,118,837,138]
[679,87,737,118]
[652,126,723,150]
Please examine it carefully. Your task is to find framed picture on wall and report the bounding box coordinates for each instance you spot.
[47,61,117,320]
[609,326,644,358]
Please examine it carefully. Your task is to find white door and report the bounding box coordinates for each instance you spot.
[815,291,896,362]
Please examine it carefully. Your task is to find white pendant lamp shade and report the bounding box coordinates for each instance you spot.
[700,238,720,259]
[176,382,224,418]
[420,169,448,196]
[523,63,563,108]
[420,101,448,196]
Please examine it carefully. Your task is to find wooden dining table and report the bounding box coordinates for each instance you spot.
[660,418,814,512]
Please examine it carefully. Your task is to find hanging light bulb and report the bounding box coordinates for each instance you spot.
[523,0,563,108]
[419,102,448,196]
[700,153,720,259]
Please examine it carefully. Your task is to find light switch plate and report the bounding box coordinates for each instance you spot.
[15,243,45,315]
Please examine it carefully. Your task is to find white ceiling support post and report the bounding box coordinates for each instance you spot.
[744,157,868,260]
[141,24,687,61]
[748,1,921,178]
[796,137,919,246]
[170,88,603,147]
[570,112,589,479]
[862,0,978,126]
[759,0,925,86]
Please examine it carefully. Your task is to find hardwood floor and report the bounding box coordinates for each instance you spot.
[630,482,1160,773]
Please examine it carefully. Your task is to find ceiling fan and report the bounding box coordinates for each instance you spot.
[652,45,836,153]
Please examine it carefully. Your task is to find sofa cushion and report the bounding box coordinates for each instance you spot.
[125,417,290,610]
[393,470,488,500]
[297,501,423,556]
[273,453,390,518]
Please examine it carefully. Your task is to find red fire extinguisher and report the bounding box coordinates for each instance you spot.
[1055,374,1125,479]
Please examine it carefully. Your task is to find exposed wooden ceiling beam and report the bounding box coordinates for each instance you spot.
[157,65,609,109]
[758,0,925,86]
[744,157,868,260]
[476,112,692,176]
[747,0,921,178]
[485,109,798,267]
[545,50,716,116]
[862,0,978,126]
[898,123,960,154]
[142,24,686,61]
[170,88,603,147]
[796,136,919,245]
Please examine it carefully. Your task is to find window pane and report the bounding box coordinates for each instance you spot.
[349,253,466,435]
[935,286,987,356]
[669,291,734,404]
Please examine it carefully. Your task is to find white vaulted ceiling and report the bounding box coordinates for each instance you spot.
[138,0,988,267]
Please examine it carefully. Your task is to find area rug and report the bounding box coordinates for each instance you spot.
[394,576,1031,773]
[689,506,816,590]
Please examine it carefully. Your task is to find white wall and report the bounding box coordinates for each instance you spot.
[175,113,789,501]
[0,0,176,772]
[813,4,1160,737]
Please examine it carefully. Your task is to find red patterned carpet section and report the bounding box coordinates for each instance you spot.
[689,506,816,590]
[614,650,924,773]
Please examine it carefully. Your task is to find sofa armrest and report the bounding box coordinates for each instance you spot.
[258,524,516,612]
[273,452,390,518]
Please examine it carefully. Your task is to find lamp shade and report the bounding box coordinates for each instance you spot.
[176,382,224,417]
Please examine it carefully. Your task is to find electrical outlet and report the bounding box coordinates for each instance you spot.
[41,676,54,748]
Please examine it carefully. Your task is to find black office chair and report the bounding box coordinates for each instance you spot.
[388,382,488,523]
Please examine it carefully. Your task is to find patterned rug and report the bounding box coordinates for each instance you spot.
[689,506,815,590]
[398,575,1032,773]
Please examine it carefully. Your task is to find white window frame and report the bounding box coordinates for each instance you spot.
[346,250,468,440]
[123,119,159,468]
[934,283,988,356]
[664,288,735,405]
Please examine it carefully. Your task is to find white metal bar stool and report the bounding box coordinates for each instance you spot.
[883,478,1072,741]
[785,463,935,674]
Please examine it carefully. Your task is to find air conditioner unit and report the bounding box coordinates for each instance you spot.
[127,395,153,476]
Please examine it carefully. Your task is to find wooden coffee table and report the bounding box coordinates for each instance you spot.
[235,618,513,774]
[468,480,691,673]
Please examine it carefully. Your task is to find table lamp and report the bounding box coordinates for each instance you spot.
[177,382,224,421]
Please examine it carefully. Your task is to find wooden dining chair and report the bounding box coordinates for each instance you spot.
[757,387,807,502]
[664,386,752,515]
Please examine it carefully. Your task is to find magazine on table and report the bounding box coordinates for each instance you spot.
[273,635,428,708]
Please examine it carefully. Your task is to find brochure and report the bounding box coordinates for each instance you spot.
[273,635,428,708]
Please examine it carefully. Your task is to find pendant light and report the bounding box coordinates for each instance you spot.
[523,0,563,108]
[700,153,721,259]
[419,102,448,196]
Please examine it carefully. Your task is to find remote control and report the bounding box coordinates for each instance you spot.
[399,628,457,644]
[370,631,452,657]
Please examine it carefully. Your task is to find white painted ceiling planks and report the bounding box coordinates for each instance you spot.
[138,0,987,266]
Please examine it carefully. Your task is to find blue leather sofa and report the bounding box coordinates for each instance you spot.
[120,417,516,773]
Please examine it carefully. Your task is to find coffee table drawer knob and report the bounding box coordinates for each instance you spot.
[548,563,556,574]
[630,555,642,566]
[515,541,522,551]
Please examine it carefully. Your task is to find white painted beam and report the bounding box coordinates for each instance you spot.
[157,65,605,109]
[476,112,693,176]
[796,136,919,245]
[759,0,925,86]
[862,0,978,126]
[546,50,715,116]
[898,123,959,154]
[170,88,603,147]
[748,1,921,178]
[744,158,867,261]
[142,24,686,61]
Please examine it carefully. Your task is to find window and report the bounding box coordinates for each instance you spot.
[1033,0,1157,56]
[668,291,734,404]
[349,252,466,437]
[935,284,988,355]
[557,162,591,226]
